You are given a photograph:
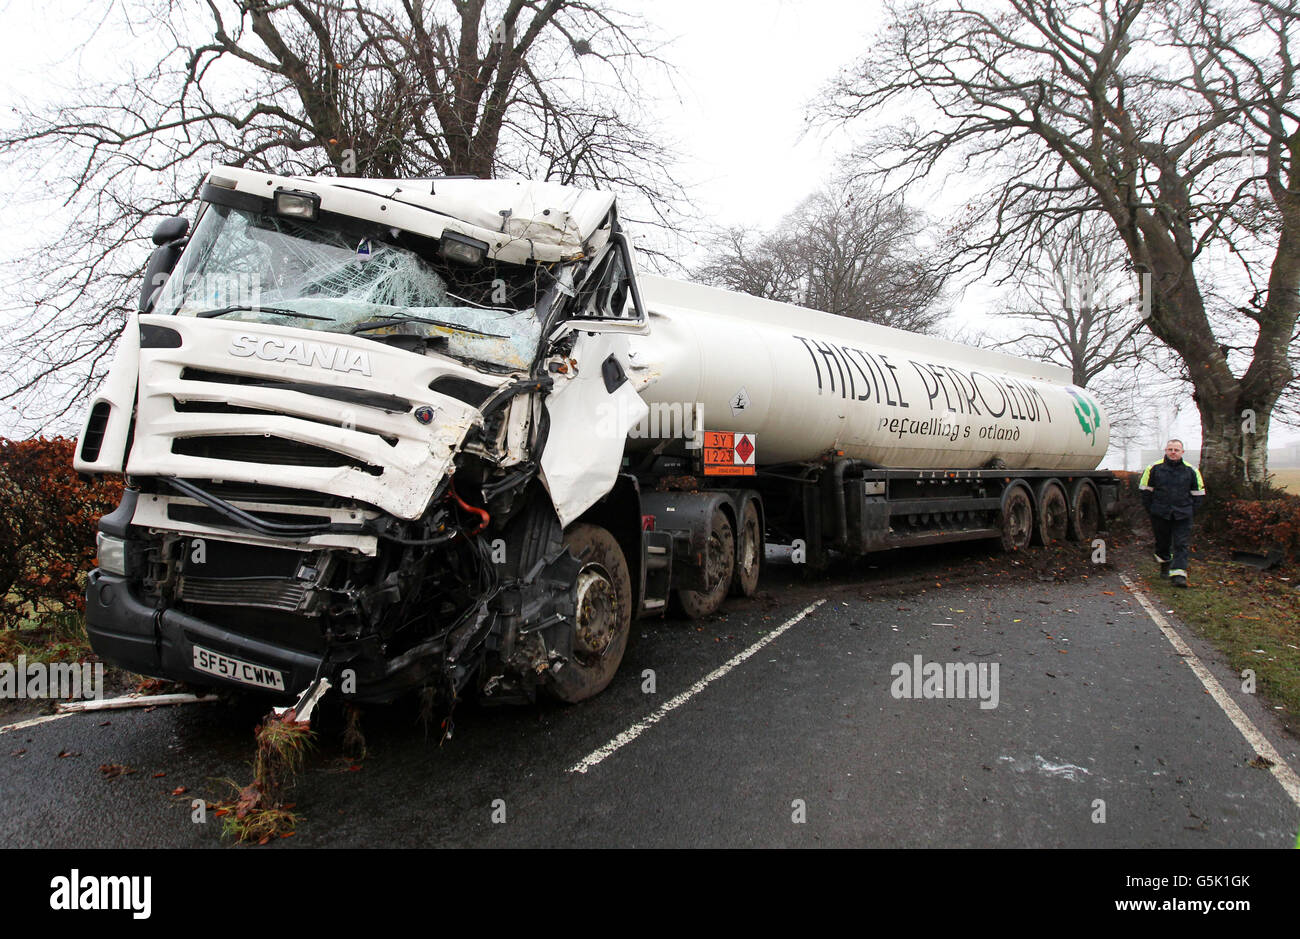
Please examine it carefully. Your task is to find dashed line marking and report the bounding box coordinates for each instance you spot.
[568,599,827,774]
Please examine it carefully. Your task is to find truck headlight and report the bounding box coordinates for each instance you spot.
[96,533,128,576]
[439,230,489,265]
[273,189,321,221]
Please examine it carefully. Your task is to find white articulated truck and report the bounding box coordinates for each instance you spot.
[75,166,1116,707]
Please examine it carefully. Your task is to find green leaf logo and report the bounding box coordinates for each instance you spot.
[1067,389,1101,444]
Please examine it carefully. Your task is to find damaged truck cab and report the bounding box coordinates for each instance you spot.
[78,167,656,706]
[78,166,1119,713]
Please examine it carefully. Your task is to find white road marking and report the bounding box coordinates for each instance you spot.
[1120,572,1300,809]
[567,599,827,774]
[0,712,76,735]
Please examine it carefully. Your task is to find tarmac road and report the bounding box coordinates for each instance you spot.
[3,540,1297,848]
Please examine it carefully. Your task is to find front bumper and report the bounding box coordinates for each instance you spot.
[85,570,450,703]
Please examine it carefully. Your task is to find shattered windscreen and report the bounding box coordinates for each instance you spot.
[153,203,551,371]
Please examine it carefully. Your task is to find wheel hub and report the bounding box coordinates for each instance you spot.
[738,526,758,576]
[574,566,618,658]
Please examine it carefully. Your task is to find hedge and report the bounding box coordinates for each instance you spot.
[0,437,123,629]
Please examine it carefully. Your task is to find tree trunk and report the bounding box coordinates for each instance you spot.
[1198,398,1273,499]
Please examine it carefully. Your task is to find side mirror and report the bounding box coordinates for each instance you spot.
[139,216,190,312]
[151,216,189,246]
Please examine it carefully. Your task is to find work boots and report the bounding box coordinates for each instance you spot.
[1171,574,1188,588]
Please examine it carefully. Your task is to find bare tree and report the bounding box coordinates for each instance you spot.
[822,0,1300,494]
[0,0,684,431]
[695,180,948,333]
[993,215,1186,460]
[994,215,1156,387]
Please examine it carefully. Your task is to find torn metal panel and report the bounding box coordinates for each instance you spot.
[539,334,647,527]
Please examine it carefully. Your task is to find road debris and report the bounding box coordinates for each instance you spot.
[57,692,220,714]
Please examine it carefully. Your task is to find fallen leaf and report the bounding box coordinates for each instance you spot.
[171,786,187,795]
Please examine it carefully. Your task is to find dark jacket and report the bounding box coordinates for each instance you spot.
[1139,458,1206,520]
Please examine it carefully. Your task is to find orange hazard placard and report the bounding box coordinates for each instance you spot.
[702,432,757,476]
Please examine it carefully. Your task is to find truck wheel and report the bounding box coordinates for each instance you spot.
[1033,480,1069,545]
[546,524,632,704]
[1068,479,1100,542]
[998,486,1033,552]
[674,508,735,619]
[730,500,762,598]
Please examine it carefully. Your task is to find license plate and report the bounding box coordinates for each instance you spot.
[192,644,285,691]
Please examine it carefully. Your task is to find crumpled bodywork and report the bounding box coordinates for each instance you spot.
[540,332,648,526]
[126,314,488,521]
[207,166,615,266]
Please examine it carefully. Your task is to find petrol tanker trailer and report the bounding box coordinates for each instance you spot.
[74,166,1117,711]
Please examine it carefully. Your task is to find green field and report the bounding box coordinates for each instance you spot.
[1271,468,1300,492]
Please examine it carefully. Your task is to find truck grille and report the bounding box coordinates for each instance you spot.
[172,435,383,475]
[194,480,342,508]
[179,576,311,613]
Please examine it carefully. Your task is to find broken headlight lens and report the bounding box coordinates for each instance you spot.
[96,533,128,576]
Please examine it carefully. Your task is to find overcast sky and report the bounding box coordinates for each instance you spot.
[1,0,1291,458]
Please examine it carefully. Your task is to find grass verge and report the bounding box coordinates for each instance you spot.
[1139,556,1300,724]
[0,611,93,664]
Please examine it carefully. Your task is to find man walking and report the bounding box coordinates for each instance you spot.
[1138,439,1206,588]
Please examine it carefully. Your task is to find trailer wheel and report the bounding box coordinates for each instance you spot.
[1033,480,1069,545]
[674,508,735,619]
[998,486,1033,552]
[546,524,632,703]
[730,500,762,598]
[1068,479,1100,542]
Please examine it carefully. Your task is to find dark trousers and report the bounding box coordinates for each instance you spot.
[1150,514,1192,573]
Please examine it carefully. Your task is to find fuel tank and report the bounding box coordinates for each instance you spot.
[625,275,1108,470]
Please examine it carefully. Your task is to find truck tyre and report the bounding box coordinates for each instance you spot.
[546,524,632,703]
[730,500,762,598]
[998,485,1033,552]
[1067,479,1100,542]
[674,508,735,619]
[1033,480,1069,545]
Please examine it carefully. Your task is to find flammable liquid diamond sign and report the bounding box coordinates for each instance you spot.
[702,431,756,476]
